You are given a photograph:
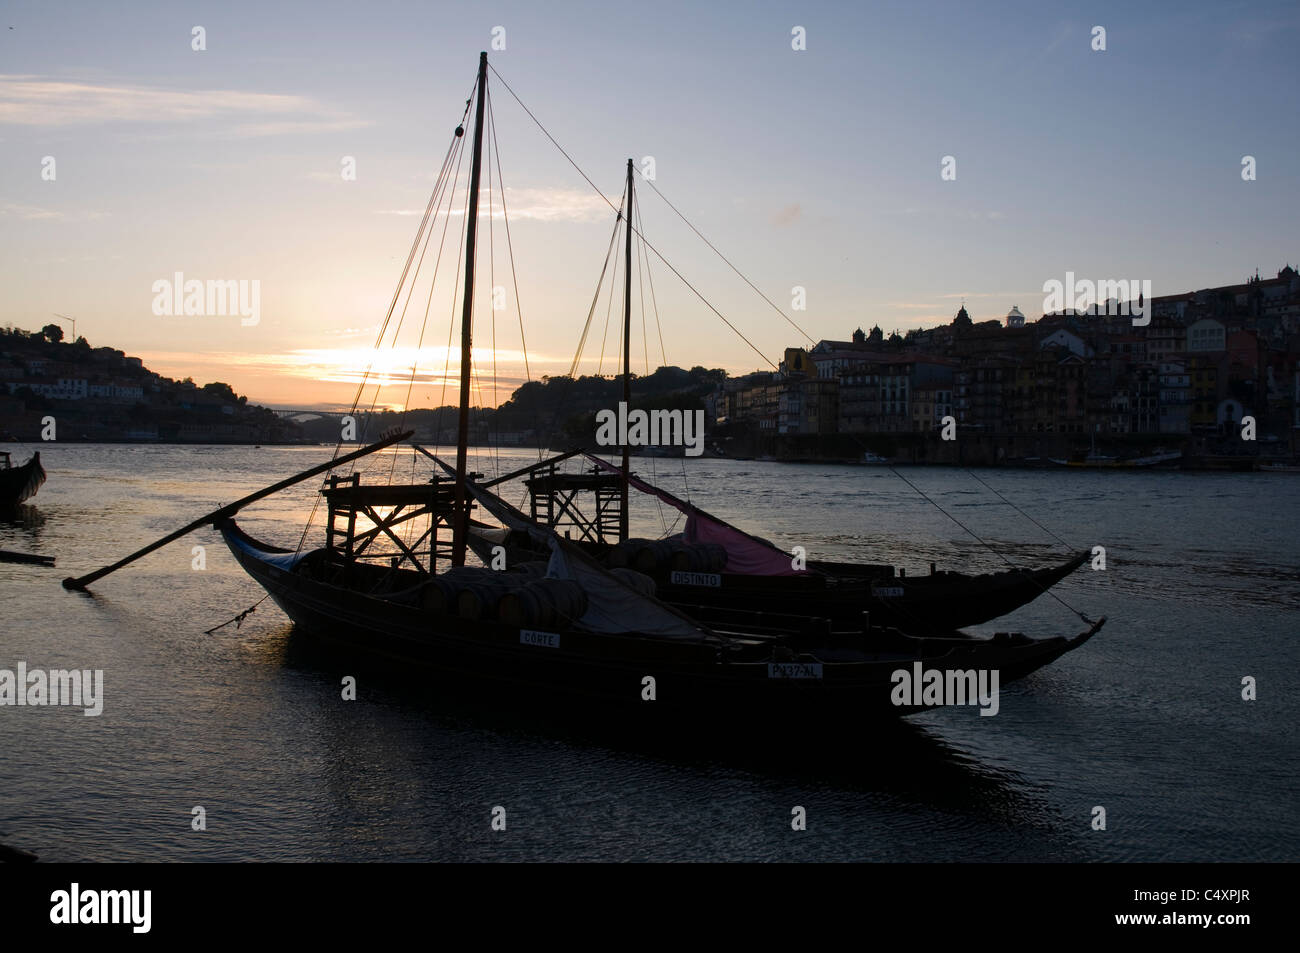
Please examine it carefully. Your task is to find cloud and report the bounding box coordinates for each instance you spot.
[770,203,802,226]
[0,202,108,221]
[937,291,1038,300]
[887,206,1007,222]
[0,202,62,220]
[377,187,611,224]
[0,74,366,137]
[136,345,564,386]
[135,347,551,408]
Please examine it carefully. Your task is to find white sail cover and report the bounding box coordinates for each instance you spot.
[465,482,720,641]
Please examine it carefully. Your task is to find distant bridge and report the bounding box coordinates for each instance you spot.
[270,408,367,420]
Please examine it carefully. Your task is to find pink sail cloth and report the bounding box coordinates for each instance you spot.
[583,454,805,576]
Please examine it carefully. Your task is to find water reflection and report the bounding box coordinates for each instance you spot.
[273,622,1082,859]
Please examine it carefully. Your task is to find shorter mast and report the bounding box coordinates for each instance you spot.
[620,158,633,541]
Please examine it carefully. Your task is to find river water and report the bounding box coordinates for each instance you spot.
[1,444,1296,861]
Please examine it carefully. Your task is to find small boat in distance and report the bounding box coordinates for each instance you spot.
[1048,450,1183,469]
[0,451,45,508]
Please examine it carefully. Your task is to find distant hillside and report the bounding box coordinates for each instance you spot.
[0,325,304,444]
[293,365,727,447]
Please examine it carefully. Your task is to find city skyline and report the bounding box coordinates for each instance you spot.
[2,0,1298,408]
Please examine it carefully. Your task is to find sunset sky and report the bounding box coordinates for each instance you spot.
[2,0,1297,409]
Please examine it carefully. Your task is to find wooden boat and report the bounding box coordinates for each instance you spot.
[0,451,45,507]
[214,480,1103,720]
[474,511,1089,633]
[1048,450,1183,468]
[64,53,1104,723]
[471,452,1089,632]
[464,456,1091,630]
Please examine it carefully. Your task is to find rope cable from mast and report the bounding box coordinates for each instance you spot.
[596,194,625,376]
[963,468,1076,549]
[638,175,816,347]
[487,63,777,371]
[289,110,468,558]
[569,201,624,379]
[486,88,549,466]
[887,466,1094,624]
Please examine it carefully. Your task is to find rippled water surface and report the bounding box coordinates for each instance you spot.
[2,445,1296,861]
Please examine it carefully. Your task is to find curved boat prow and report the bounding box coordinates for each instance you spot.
[1068,615,1106,649]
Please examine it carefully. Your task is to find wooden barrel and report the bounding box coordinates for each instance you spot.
[498,578,588,629]
[633,539,675,573]
[537,578,587,627]
[455,575,514,620]
[699,543,728,572]
[666,541,728,572]
[607,537,652,569]
[419,576,462,613]
[498,585,551,628]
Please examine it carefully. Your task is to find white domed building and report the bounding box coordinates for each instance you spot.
[1006,305,1025,328]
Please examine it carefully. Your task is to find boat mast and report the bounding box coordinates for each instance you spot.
[620,157,633,541]
[452,51,489,568]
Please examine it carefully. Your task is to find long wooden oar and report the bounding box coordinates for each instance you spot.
[62,430,413,591]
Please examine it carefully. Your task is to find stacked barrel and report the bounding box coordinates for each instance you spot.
[419,562,588,630]
[605,537,728,575]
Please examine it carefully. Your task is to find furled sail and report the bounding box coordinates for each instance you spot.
[582,453,808,576]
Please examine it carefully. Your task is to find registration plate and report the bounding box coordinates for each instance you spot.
[767,662,823,680]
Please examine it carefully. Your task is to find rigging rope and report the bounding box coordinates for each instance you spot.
[290,115,467,558]
[597,198,625,376]
[639,175,816,347]
[569,202,624,378]
[487,63,777,371]
[963,468,1075,549]
[636,200,668,371]
[887,466,1094,624]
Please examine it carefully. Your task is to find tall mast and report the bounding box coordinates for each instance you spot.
[620,158,633,541]
[452,51,488,567]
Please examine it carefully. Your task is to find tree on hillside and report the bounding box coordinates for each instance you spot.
[202,381,238,403]
[42,324,64,343]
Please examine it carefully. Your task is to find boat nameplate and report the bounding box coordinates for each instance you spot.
[520,629,561,648]
[670,571,721,587]
[767,662,823,680]
[872,586,905,598]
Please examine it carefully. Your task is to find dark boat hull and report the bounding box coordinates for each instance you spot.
[0,453,45,508]
[476,529,1089,632]
[219,520,1102,722]
[658,552,1089,632]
